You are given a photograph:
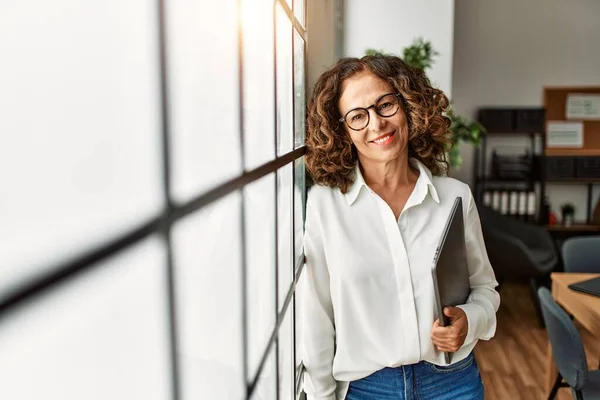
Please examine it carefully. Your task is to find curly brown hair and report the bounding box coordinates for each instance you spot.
[305,55,452,194]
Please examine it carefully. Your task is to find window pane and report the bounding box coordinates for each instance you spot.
[172,193,244,400]
[294,157,306,269]
[0,237,171,400]
[276,3,294,156]
[0,0,164,299]
[294,31,306,148]
[293,0,306,28]
[251,345,277,400]
[279,310,295,400]
[245,174,276,379]
[294,287,303,384]
[278,163,293,311]
[167,0,241,203]
[242,0,276,171]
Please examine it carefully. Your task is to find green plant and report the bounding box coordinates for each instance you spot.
[560,202,576,226]
[366,37,438,70]
[401,37,438,71]
[561,203,575,215]
[365,38,486,170]
[445,107,487,169]
[365,48,386,57]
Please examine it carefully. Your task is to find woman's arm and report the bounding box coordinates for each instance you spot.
[300,192,337,400]
[456,188,501,346]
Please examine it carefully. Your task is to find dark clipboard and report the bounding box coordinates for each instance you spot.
[431,197,471,364]
[568,276,600,298]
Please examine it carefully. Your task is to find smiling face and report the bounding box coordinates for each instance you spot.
[338,71,409,166]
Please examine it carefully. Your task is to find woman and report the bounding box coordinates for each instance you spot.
[301,55,500,400]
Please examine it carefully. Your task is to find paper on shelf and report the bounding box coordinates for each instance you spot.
[547,121,584,147]
[566,94,600,120]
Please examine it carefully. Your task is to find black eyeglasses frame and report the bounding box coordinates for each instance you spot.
[338,93,402,131]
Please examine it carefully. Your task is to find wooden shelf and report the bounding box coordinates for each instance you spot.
[485,131,541,135]
[477,176,535,183]
[546,224,600,232]
[546,178,600,184]
[545,149,600,156]
[545,85,600,91]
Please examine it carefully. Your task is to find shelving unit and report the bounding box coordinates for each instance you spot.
[544,86,600,230]
[473,108,547,223]
[544,161,600,225]
[473,96,600,237]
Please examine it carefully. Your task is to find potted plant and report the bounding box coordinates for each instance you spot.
[560,203,575,227]
[365,38,486,170]
[445,107,486,169]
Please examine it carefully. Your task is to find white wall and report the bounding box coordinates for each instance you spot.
[343,0,455,96]
[307,0,340,92]
[452,0,600,218]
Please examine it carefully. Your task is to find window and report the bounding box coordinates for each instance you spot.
[0,1,307,399]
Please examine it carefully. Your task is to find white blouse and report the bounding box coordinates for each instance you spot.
[300,159,500,400]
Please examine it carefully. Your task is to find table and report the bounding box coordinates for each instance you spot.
[545,273,600,396]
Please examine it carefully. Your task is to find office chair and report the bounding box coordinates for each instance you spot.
[562,236,600,273]
[479,206,559,326]
[538,287,600,400]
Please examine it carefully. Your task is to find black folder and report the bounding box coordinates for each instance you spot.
[568,276,600,298]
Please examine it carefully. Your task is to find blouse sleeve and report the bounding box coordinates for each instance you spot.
[456,188,501,346]
[300,191,337,400]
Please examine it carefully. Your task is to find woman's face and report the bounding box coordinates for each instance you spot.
[338,71,409,164]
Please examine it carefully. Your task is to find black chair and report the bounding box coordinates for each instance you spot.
[538,287,600,399]
[562,236,600,273]
[479,206,559,326]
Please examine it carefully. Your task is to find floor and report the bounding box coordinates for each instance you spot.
[474,280,600,400]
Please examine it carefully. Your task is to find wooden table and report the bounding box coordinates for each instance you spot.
[545,273,600,396]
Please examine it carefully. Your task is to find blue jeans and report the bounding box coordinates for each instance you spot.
[345,352,484,400]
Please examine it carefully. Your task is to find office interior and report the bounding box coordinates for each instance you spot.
[1,0,600,399]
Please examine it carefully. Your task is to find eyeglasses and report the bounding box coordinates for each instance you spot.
[339,93,402,131]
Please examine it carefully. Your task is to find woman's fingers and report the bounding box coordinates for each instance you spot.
[433,342,460,352]
[432,336,461,352]
[431,325,459,341]
[431,314,467,353]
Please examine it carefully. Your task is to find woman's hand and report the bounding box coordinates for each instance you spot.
[430,306,468,353]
